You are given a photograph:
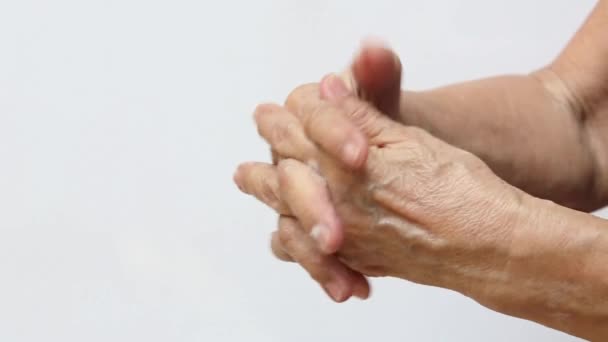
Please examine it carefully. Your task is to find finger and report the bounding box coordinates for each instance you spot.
[233,162,290,215]
[271,149,279,165]
[352,272,371,300]
[254,103,317,162]
[278,216,370,302]
[277,159,343,254]
[319,75,403,147]
[272,226,370,300]
[270,231,293,262]
[284,84,369,169]
[349,39,403,118]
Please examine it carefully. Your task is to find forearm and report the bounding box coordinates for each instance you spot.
[476,191,608,340]
[399,0,608,211]
[551,0,608,112]
[400,74,598,210]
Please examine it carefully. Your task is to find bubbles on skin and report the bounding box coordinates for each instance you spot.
[375,215,444,247]
[307,159,320,174]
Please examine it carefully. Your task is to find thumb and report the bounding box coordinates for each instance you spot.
[338,40,403,118]
[320,74,402,147]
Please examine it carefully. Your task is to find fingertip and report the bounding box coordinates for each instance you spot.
[354,40,387,76]
[359,37,393,64]
[352,276,371,300]
[320,73,351,101]
[233,163,250,191]
[232,168,242,188]
[353,43,401,92]
[253,103,273,124]
[323,278,353,303]
[319,74,333,100]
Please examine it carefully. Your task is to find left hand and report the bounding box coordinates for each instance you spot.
[235,44,405,302]
[235,74,527,301]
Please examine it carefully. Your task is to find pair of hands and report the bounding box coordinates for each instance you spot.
[234,45,523,302]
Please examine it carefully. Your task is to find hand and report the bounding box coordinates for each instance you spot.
[236,74,525,299]
[235,43,403,301]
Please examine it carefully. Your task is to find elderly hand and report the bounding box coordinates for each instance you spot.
[235,72,526,302]
[234,44,404,302]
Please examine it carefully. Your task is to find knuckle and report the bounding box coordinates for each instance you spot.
[393,128,429,162]
[259,179,281,209]
[274,201,291,215]
[277,217,298,246]
[344,100,387,139]
[270,121,296,146]
[277,159,298,179]
[305,104,327,132]
[277,169,289,191]
[397,125,425,144]
[285,83,318,113]
[348,101,372,123]
[395,126,420,145]
[271,150,281,165]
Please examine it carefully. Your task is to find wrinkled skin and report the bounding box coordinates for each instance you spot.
[235,77,525,300]
[234,4,608,335]
[237,45,406,301]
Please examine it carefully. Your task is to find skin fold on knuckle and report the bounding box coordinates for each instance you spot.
[270,121,292,148]
[305,103,338,141]
[277,217,298,247]
[254,103,280,131]
[367,152,456,233]
[284,83,319,115]
[347,100,384,137]
[368,164,429,211]
[257,177,282,212]
[394,126,431,151]
[277,159,300,190]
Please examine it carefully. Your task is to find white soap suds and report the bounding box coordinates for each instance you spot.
[307,159,320,173]
[376,215,446,248]
[310,224,325,241]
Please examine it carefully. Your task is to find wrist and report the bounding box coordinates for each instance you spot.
[456,182,531,301]
[476,192,608,337]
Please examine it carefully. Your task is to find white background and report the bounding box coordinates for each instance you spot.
[0,0,600,341]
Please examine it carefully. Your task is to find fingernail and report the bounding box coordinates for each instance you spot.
[342,141,362,166]
[310,224,331,251]
[324,280,348,302]
[325,74,350,100]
